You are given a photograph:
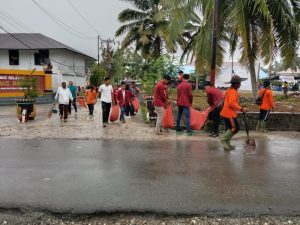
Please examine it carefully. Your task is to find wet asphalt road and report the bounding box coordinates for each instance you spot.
[0,137,299,216]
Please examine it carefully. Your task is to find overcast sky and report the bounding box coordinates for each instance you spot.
[0,0,131,59]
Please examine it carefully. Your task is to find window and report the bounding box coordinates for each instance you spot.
[34,50,49,65]
[9,50,19,65]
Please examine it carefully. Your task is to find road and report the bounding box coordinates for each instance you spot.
[0,137,299,216]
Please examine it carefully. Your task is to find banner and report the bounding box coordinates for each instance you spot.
[0,75,45,92]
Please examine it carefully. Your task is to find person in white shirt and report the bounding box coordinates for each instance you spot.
[98,77,115,127]
[55,81,73,122]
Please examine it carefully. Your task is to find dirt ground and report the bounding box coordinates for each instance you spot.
[1,103,299,141]
[0,210,299,225]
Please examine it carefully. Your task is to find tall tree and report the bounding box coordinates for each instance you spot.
[165,0,300,98]
[116,0,169,59]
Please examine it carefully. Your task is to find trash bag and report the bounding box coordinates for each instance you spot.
[109,105,120,122]
[132,97,140,113]
[190,107,210,130]
[78,97,87,109]
[162,104,174,129]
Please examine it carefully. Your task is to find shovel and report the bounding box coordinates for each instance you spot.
[243,112,256,148]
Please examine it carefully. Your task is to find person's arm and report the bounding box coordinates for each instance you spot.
[111,87,115,105]
[159,85,167,102]
[69,89,73,101]
[98,86,102,99]
[188,85,193,105]
[269,91,275,110]
[177,85,180,104]
[207,93,213,106]
[228,92,242,111]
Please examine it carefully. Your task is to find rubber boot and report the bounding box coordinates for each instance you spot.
[221,130,234,151]
[260,121,268,133]
[227,131,235,150]
[256,121,261,133]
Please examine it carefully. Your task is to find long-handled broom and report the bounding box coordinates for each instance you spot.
[243,112,256,148]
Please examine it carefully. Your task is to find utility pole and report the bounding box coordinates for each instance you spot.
[97,35,100,72]
[100,38,115,77]
[210,0,219,87]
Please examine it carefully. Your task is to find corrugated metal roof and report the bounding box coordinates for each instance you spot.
[0,33,95,60]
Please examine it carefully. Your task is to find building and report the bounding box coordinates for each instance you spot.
[271,68,300,84]
[0,33,95,99]
[181,62,266,91]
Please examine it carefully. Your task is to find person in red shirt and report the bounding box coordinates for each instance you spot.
[153,75,171,135]
[220,75,247,150]
[117,81,135,123]
[176,74,193,135]
[205,81,224,137]
[256,80,274,132]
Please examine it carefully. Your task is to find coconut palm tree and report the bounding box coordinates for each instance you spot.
[116,0,170,59]
[165,0,300,97]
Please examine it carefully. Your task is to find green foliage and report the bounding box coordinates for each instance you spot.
[165,0,300,98]
[20,76,40,99]
[115,0,169,59]
[141,105,149,124]
[142,54,180,94]
[90,64,106,87]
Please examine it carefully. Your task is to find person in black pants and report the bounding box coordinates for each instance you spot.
[98,77,115,127]
[205,82,224,137]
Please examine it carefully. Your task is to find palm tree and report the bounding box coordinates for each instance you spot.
[116,0,169,59]
[165,0,300,98]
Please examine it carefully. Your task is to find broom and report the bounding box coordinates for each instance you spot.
[243,112,256,148]
[48,103,57,118]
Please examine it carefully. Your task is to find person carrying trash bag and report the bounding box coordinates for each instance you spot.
[176,74,193,136]
[256,80,274,132]
[117,82,135,123]
[220,75,247,150]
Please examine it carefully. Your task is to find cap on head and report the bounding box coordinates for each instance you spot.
[226,75,248,84]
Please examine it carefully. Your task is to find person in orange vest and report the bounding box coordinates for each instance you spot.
[220,75,247,150]
[256,80,274,132]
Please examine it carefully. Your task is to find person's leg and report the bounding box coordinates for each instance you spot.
[106,103,111,123]
[120,106,126,122]
[221,118,235,150]
[87,104,92,115]
[261,110,270,132]
[59,104,63,119]
[176,106,184,131]
[155,107,164,134]
[211,108,220,136]
[73,98,77,113]
[257,109,264,132]
[91,104,94,115]
[184,107,192,133]
[101,101,107,124]
[125,105,130,116]
[63,104,68,120]
[130,104,135,116]
[68,100,72,114]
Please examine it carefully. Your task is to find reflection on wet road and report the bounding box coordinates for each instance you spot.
[0,138,299,216]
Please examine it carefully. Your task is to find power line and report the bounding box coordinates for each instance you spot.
[0,9,35,33]
[0,24,89,68]
[67,0,100,34]
[31,0,96,40]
